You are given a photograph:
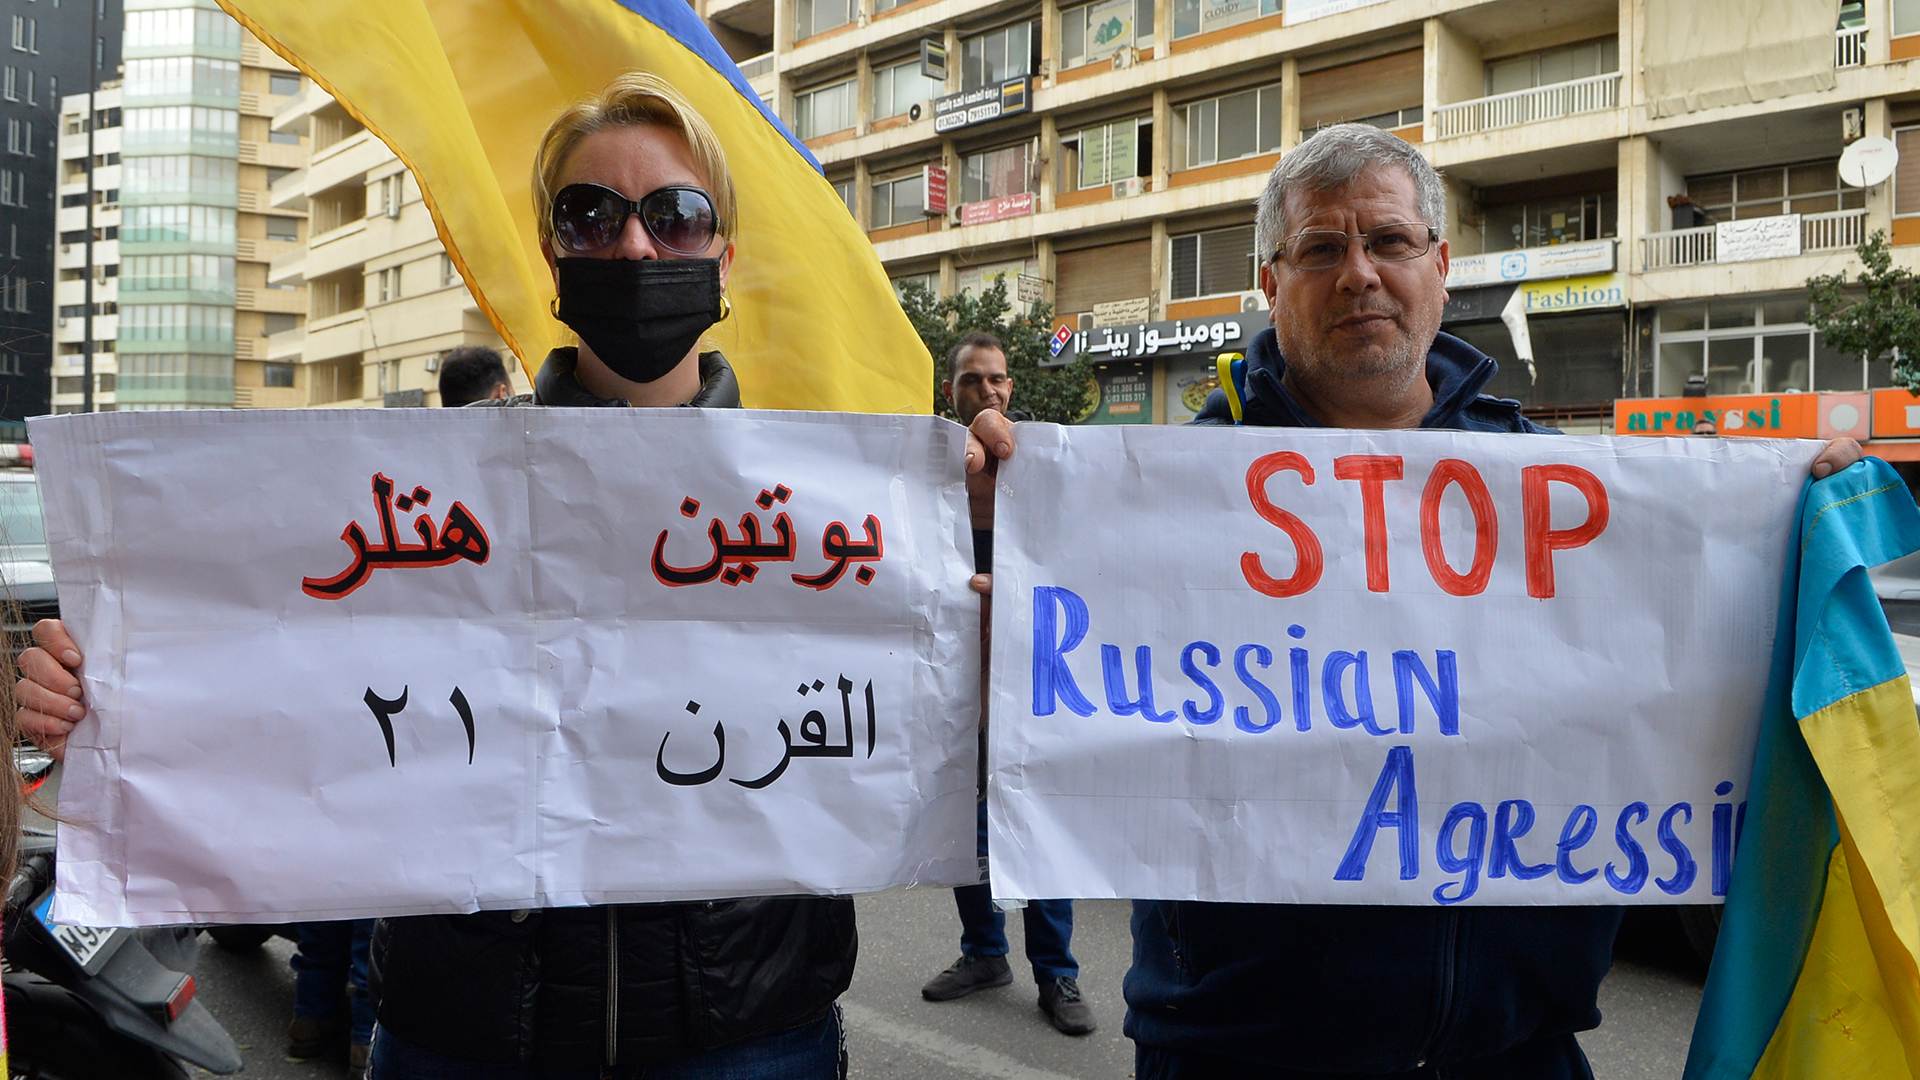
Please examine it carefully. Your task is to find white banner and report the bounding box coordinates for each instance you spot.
[35,408,979,925]
[988,425,1822,907]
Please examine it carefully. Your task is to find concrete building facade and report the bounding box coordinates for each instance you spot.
[704,0,1920,439]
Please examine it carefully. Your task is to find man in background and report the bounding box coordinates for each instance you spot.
[437,345,513,407]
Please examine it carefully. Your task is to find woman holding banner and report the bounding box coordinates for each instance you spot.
[18,73,853,1080]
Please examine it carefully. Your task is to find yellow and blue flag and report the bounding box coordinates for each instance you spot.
[1685,457,1920,1079]
[215,0,929,413]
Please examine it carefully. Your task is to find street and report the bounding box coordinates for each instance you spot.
[188,894,1707,1079]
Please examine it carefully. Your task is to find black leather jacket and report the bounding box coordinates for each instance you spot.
[371,348,857,1067]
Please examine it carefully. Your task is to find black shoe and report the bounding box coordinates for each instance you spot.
[921,954,1014,1000]
[1038,975,1096,1035]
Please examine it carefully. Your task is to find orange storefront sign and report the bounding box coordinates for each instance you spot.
[1872,388,1920,438]
[1614,394,1819,438]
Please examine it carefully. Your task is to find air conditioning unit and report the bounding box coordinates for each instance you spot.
[1111,46,1137,71]
[1238,290,1268,313]
[386,201,401,219]
[1843,106,1866,143]
[1112,176,1145,199]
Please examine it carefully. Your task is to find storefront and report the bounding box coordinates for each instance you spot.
[1440,255,1627,430]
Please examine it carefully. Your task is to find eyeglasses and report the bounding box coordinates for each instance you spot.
[1274,222,1437,271]
[550,183,721,256]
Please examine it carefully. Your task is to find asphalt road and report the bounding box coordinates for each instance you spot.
[187,896,1706,1079]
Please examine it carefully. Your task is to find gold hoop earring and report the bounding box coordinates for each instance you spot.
[549,296,561,318]
[718,295,732,322]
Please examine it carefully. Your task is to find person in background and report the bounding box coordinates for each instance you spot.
[436,345,513,407]
[285,921,375,1077]
[921,332,1094,1037]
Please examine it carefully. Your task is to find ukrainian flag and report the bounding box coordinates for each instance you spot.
[215,0,929,413]
[1685,457,1920,1079]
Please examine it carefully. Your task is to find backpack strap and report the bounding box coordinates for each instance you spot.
[1215,352,1248,424]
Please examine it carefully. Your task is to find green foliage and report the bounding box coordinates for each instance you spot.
[898,278,1095,424]
[1807,230,1920,390]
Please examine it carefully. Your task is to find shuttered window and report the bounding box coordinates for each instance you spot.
[1170,226,1255,300]
[1054,241,1151,316]
[1898,128,1920,217]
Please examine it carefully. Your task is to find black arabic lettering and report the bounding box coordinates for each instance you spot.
[362,683,480,766]
[304,473,492,599]
[792,515,884,591]
[659,677,877,788]
[656,701,727,786]
[650,486,798,588]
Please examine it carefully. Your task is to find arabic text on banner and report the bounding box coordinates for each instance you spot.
[34,408,979,926]
[987,425,1821,906]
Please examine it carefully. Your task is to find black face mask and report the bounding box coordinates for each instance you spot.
[554,257,724,384]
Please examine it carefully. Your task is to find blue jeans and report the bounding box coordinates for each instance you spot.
[368,1013,843,1080]
[1134,1033,1593,1079]
[294,919,376,1045]
[955,801,1077,983]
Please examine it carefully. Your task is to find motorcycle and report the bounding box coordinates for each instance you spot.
[4,747,243,1079]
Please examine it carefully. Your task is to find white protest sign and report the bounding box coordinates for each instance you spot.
[34,408,979,926]
[988,425,1821,907]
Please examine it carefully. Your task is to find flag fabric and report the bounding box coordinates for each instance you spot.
[1685,457,1920,1079]
[216,0,930,413]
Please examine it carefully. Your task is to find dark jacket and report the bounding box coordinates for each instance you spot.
[372,347,857,1067]
[1126,328,1620,1074]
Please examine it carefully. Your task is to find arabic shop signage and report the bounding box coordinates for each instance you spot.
[933,76,1032,133]
[1052,316,1251,364]
[960,192,1036,226]
[1446,240,1615,290]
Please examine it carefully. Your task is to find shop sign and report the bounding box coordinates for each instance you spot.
[1056,316,1251,363]
[959,191,1036,226]
[1016,274,1046,304]
[1083,0,1135,63]
[1080,361,1153,424]
[1165,355,1221,424]
[933,77,1031,133]
[1871,387,1920,438]
[1446,240,1615,289]
[1716,215,1801,264]
[1820,392,1872,441]
[1091,297,1151,327]
[923,165,948,216]
[1613,393,1818,439]
[1200,0,1267,34]
[1284,0,1391,23]
[1519,273,1625,313]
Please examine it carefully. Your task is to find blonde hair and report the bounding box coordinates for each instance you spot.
[533,72,738,250]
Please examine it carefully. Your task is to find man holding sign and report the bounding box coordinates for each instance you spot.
[964,124,1862,1079]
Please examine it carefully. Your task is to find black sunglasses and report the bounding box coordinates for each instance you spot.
[550,182,721,256]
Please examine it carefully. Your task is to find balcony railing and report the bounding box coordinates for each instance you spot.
[738,52,775,80]
[1639,209,1867,270]
[1432,72,1620,139]
[1837,26,1868,68]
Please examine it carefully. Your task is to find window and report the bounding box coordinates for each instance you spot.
[1170,225,1256,299]
[1687,160,1864,222]
[873,60,940,120]
[24,70,34,105]
[118,303,234,345]
[1,277,28,313]
[1173,0,1281,38]
[1895,0,1920,36]
[0,169,22,206]
[375,267,399,303]
[11,16,35,53]
[892,272,936,299]
[2,65,14,101]
[1896,128,1920,217]
[269,129,299,145]
[1064,117,1147,190]
[1060,0,1153,69]
[266,216,300,242]
[1481,192,1616,252]
[961,143,1032,204]
[121,254,236,295]
[124,57,239,99]
[1485,39,1619,96]
[262,312,298,335]
[441,254,459,287]
[122,205,236,245]
[123,106,239,149]
[1182,84,1282,168]
[870,170,925,229]
[124,8,241,49]
[269,71,300,96]
[962,22,1036,90]
[1653,297,1871,397]
[795,79,856,139]
[833,178,855,215]
[379,174,403,216]
[264,362,296,387]
[795,0,853,41]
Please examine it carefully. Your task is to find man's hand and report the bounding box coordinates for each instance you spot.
[964,409,1016,532]
[1812,437,1865,480]
[17,618,85,761]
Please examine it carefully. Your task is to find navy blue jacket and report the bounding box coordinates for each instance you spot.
[1126,328,1621,1073]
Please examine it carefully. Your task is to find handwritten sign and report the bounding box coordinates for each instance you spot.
[34,408,979,925]
[987,425,1821,906]
[1716,215,1801,263]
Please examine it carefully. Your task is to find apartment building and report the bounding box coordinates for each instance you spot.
[263,86,522,409]
[705,0,1920,437]
[51,3,308,413]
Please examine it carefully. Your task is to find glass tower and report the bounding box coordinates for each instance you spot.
[116,0,238,409]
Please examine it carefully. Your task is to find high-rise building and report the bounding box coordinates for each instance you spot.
[51,5,309,414]
[3,0,119,431]
[705,0,1920,443]
[263,86,520,408]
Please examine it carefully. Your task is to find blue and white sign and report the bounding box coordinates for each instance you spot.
[1446,239,1615,289]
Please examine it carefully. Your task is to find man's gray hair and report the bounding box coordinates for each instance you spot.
[1254,124,1447,264]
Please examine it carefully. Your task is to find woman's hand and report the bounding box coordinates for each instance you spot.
[17,619,85,761]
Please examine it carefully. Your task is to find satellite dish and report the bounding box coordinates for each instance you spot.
[1840,136,1898,187]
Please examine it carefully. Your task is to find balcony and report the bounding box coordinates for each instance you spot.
[1836,26,1867,68]
[1639,208,1866,270]
[738,52,774,80]
[1432,73,1620,140]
